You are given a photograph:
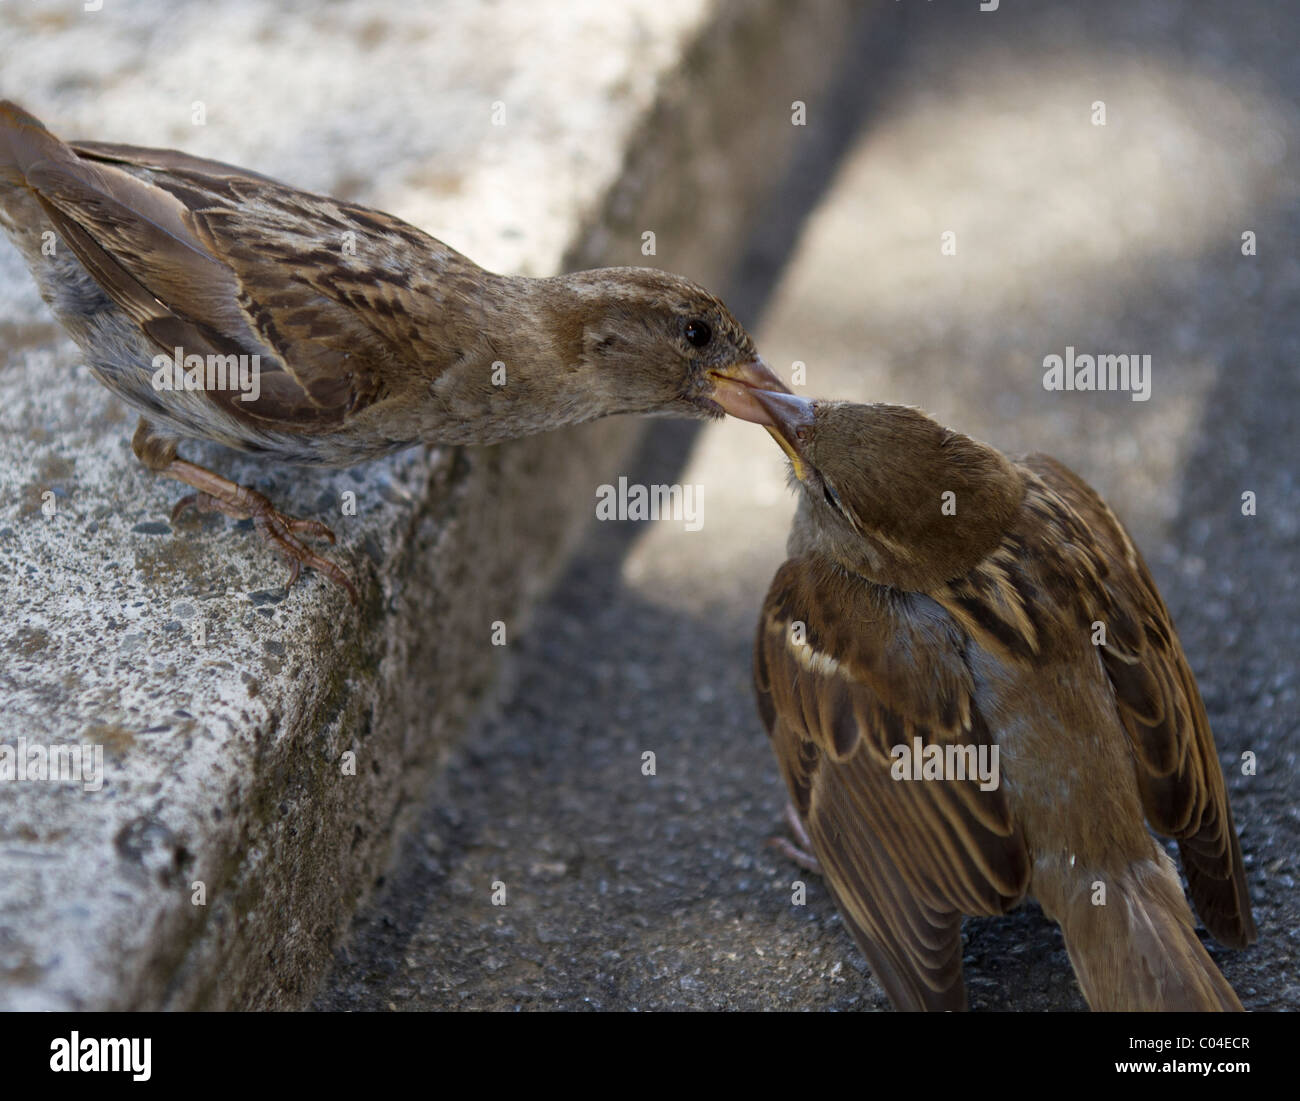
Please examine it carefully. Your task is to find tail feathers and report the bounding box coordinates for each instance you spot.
[1178,797,1257,949]
[0,99,67,185]
[1058,857,1243,1011]
[0,101,196,251]
[0,100,244,342]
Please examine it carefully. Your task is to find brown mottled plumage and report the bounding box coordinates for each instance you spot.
[729,390,1254,1011]
[0,101,783,601]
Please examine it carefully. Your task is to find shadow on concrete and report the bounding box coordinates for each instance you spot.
[317,0,1297,1011]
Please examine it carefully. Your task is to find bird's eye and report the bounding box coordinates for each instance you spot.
[684,319,712,348]
[823,481,848,519]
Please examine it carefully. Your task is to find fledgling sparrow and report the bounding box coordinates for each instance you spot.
[722,389,1255,1011]
[0,101,784,602]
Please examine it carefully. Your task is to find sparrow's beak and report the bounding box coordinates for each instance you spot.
[707,358,792,423]
[749,389,815,483]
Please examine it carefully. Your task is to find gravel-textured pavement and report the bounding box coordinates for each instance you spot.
[316,0,1299,1011]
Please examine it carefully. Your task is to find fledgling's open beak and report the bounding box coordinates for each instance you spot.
[749,389,816,483]
[707,358,792,423]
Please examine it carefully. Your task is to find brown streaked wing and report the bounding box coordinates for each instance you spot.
[74,141,405,429]
[1025,453,1255,948]
[754,556,1030,1010]
[21,118,392,431]
[69,140,287,184]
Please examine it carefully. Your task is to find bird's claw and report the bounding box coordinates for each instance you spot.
[768,802,822,875]
[170,482,358,605]
[170,493,203,523]
[252,510,357,604]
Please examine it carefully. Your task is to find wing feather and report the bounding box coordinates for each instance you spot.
[755,556,1030,1010]
[1026,454,1255,948]
[0,102,442,433]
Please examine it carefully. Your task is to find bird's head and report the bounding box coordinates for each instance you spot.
[729,391,1026,591]
[557,267,788,418]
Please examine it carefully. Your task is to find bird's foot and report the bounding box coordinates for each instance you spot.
[767,802,822,875]
[165,458,358,604]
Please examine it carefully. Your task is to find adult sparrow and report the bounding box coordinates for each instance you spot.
[723,390,1254,1011]
[0,101,784,601]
